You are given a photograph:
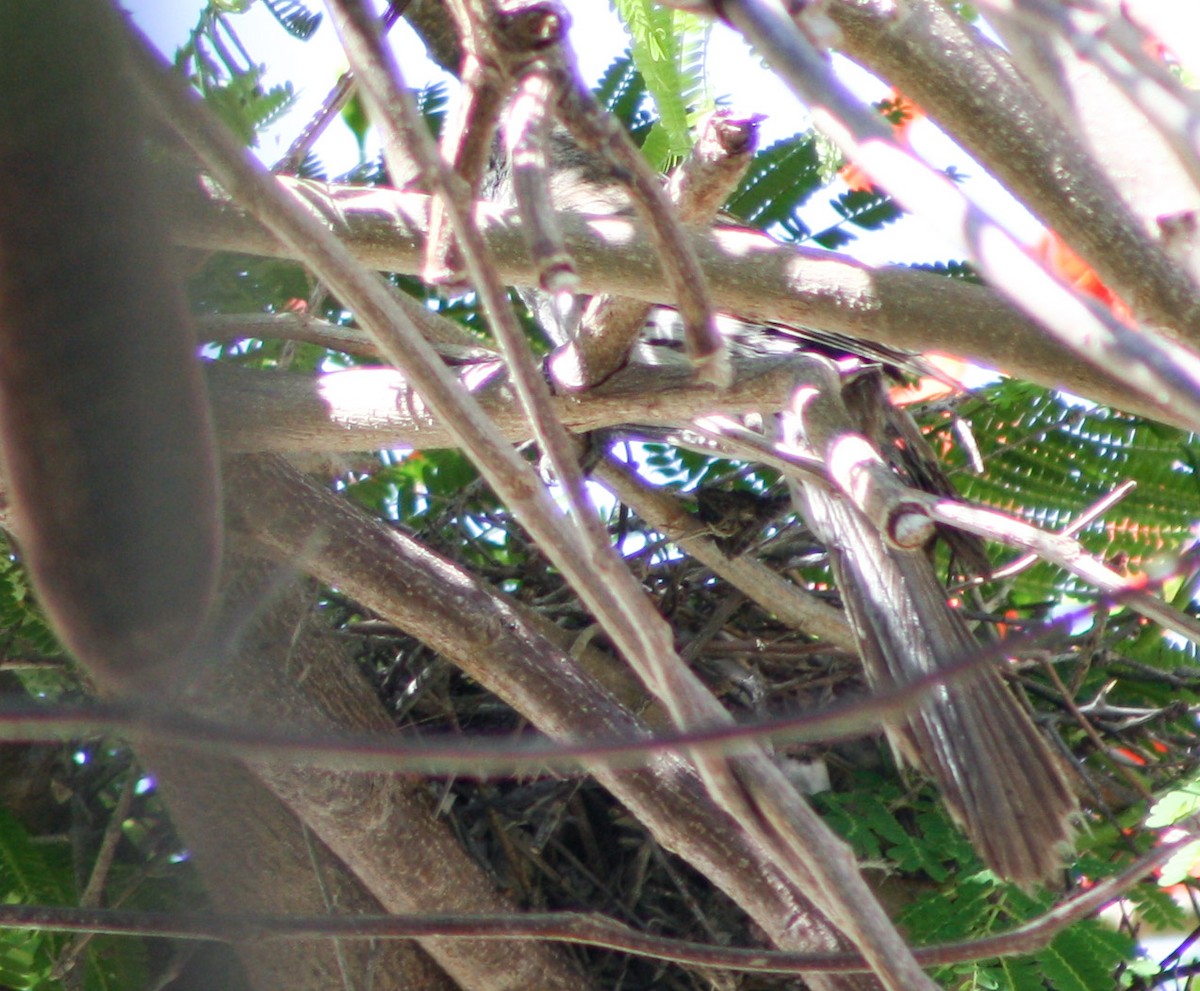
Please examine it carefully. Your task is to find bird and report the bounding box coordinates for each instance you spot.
[487,126,1079,888]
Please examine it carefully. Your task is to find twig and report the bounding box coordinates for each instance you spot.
[168,176,1200,430]
[50,771,137,982]
[986,479,1137,581]
[929,498,1200,647]
[668,0,1200,431]
[1038,652,1156,802]
[273,0,410,174]
[826,0,1200,340]
[549,111,759,390]
[2,825,1190,973]
[314,11,937,985]
[592,455,854,650]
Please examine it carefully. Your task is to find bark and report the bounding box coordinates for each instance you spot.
[142,744,457,991]
[170,179,1189,430]
[172,549,593,991]
[225,453,887,991]
[204,354,818,453]
[828,0,1200,338]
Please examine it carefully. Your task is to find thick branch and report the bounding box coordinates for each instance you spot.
[169,179,1191,429]
[828,0,1200,338]
[181,550,589,991]
[225,453,884,991]
[205,355,815,452]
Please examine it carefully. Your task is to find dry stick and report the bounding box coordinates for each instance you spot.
[929,498,1200,647]
[0,827,1191,973]
[0,601,1105,775]
[692,407,1200,648]
[986,479,1138,582]
[129,25,900,991]
[321,7,931,987]
[552,111,759,390]
[506,68,576,291]
[274,0,411,173]
[197,312,496,361]
[680,0,1200,431]
[49,772,137,982]
[542,40,732,387]
[203,355,805,454]
[1037,655,1156,804]
[825,0,1200,344]
[421,0,518,284]
[326,0,600,549]
[592,456,855,650]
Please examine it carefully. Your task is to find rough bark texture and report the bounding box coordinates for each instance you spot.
[170,180,1193,430]
[224,454,885,991]
[172,548,594,991]
[143,744,456,991]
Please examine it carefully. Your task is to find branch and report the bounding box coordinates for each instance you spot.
[1,826,1188,972]
[203,353,813,453]
[671,0,1200,432]
[168,178,1197,430]
[827,0,1200,338]
[222,453,878,987]
[592,455,855,650]
[179,550,588,991]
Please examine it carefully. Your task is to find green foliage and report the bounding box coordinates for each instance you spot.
[260,0,321,40]
[188,252,311,315]
[343,450,480,523]
[173,0,327,146]
[340,89,371,163]
[939,382,1199,607]
[908,259,982,282]
[813,188,905,249]
[610,2,711,167]
[202,65,296,146]
[0,804,152,991]
[0,535,61,661]
[811,767,1150,988]
[594,55,656,145]
[725,133,824,237]
[341,81,448,163]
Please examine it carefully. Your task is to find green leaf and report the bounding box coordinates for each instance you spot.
[1146,769,1200,826]
[261,0,322,40]
[726,134,823,231]
[341,89,371,161]
[829,188,904,231]
[611,2,706,166]
[1033,921,1128,991]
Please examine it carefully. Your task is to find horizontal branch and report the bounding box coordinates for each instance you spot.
[172,178,1187,429]
[206,354,818,453]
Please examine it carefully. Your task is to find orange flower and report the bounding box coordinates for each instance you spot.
[888,352,968,406]
[840,89,923,192]
[1034,230,1134,324]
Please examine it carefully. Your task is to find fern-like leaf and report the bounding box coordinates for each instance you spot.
[611,1,705,166]
[725,133,822,233]
[261,0,322,39]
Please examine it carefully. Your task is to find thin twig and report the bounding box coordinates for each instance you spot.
[986,479,1137,581]
[667,0,1200,431]
[2,826,1190,973]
